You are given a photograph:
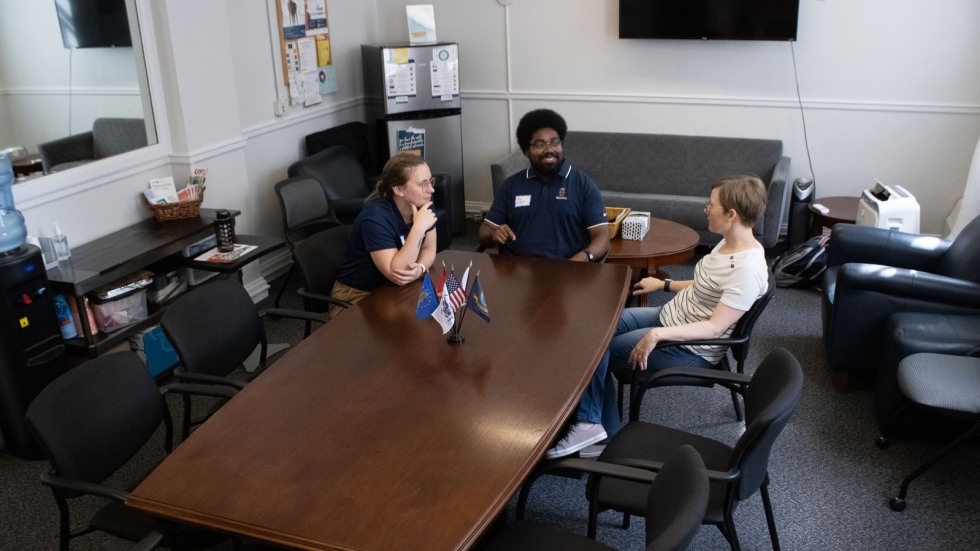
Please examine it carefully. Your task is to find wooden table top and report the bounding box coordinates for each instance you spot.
[128,250,630,551]
[608,217,699,266]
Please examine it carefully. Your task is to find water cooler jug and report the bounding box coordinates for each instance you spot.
[788,177,815,247]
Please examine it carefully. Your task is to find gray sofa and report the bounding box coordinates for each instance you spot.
[38,118,148,173]
[490,131,791,248]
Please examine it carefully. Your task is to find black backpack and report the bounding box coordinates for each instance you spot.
[773,235,830,288]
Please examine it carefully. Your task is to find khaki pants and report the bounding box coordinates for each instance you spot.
[329,281,371,319]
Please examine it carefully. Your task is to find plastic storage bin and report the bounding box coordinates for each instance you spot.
[90,288,148,333]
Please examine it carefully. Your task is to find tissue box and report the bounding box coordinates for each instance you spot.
[621,212,651,241]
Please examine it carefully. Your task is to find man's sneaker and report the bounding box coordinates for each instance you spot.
[578,442,607,458]
[545,422,607,459]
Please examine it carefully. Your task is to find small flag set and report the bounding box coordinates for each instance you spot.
[416,260,490,343]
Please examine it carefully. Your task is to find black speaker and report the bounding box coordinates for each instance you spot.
[788,177,815,246]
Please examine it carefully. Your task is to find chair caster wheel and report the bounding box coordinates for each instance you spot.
[889,497,906,511]
[875,436,890,449]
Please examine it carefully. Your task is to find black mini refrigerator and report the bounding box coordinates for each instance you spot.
[0,245,67,459]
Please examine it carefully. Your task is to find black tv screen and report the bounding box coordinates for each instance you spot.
[55,0,133,49]
[619,0,799,41]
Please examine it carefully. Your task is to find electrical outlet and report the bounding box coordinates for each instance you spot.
[274,100,287,117]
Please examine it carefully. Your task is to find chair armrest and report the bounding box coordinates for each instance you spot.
[539,457,658,484]
[174,367,247,390]
[638,365,752,388]
[161,381,240,400]
[615,457,739,483]
[259,307,330,325]
[836,263,980,309]
[760,156,791,249]
[40,470,129,502]
[297,288,352,309]
[827,224,949,270]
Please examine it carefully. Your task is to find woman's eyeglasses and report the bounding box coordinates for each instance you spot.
[415,177,437,190]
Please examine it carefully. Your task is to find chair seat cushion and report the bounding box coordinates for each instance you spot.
[484,520,616,551]
[899,353,980,414]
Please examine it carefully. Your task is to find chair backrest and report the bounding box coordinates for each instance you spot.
[728,347,803,501]
[305,121,376,175]
[25,352,164,486]
[274,175,340,246]
[728,270,777,369]
[293,225,352,312]
[288,145,373,202]
[91,118,148,159]
[645,445,710,551]
[161,279,265,378]
[935,214,980,283]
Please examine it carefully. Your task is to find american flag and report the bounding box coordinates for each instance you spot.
[446,270,466,310]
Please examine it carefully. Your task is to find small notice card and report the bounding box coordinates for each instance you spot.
[406,4,436,45]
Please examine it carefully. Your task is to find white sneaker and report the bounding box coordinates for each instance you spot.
[545,422,607,459]
[578,443,607,458]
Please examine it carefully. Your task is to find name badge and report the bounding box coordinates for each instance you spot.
[515,195,531,207]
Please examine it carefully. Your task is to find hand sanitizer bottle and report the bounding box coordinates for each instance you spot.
[52,223,71,261]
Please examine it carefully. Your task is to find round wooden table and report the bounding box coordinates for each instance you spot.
[809,196,859,237]
[607,217,699,305]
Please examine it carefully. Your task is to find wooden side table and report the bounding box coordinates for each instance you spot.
[607,217,699,305]
[809,196,859,237]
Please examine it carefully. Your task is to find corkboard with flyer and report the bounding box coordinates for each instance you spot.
[276,0,337,107]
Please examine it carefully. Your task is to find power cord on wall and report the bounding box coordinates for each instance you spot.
[67,48,74,136]
[790,41,815,183]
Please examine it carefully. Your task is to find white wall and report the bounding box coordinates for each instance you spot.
[8,0,980,296]
[376,0,980,235]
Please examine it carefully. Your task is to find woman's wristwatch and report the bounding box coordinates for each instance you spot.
[663,279,672,292]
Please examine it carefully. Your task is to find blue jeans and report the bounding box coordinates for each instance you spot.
[576,306,713,438]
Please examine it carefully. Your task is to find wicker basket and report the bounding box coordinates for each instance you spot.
[142,194,204,222]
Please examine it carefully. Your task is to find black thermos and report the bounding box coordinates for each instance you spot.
[214,210,236,252]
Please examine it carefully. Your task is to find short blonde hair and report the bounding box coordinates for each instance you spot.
[712,175,767,226]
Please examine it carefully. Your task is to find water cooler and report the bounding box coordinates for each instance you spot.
[0,246,67,459]
[788,177,815,246]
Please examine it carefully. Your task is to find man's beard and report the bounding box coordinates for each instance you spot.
[531,153,562,180]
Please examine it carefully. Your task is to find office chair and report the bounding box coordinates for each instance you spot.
[161,278,326,439]
[616,270,776,423]
[291,224,354,335]
[486,445,709,551]
[883,351,980,511]
[25,352,228,551]
[272,175,341,307]
[520,348,802,551]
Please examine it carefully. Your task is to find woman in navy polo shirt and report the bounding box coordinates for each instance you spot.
[329,154,439,317]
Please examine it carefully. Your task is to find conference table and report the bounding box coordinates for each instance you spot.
[128,250,630,550]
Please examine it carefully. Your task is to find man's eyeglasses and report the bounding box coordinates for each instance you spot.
[704,201,724,211]
[415,177,437,190]
[528,138,563,151]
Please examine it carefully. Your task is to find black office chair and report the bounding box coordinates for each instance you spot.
[616,271,777,423]
[25,352,228,551]
[272,175,342,307]
[486,445,709,551]
[292,224,354,335]
[883,351,980,512]
[161,278,326,439]
[520,348,802,550]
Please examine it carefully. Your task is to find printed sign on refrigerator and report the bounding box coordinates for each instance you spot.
[430,44,459,100]
[384,49,417,100]
[397,128,426,158]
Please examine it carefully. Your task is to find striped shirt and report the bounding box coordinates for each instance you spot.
[659,240,768,364]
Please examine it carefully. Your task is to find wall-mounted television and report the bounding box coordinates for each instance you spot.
[55,0,133,49]
[619,0,800,42]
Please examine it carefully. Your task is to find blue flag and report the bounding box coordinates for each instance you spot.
[466,275,490,323]
[416,272,438,319]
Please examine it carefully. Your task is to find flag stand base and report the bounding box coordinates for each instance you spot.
[447,333,465,344]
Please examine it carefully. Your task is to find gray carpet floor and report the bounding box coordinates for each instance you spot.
[3,217,979,550]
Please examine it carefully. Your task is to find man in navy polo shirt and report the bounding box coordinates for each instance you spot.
[479,108,611,457]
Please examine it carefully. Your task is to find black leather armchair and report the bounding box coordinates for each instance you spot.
[821,215,980,388]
